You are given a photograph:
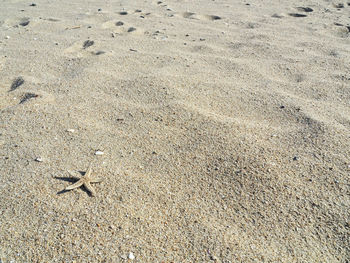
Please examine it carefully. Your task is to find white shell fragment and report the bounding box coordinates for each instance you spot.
[35,157,43,162]
[95,151,104,155]
[128,252,135,260]
[66,129,75,133]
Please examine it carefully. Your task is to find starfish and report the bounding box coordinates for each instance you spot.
[65,164,103,196]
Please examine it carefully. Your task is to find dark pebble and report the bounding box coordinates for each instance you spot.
[119,11,128,15]
[280,105,285,109]
[115,21,124,26]
[293,156,299,161]
[98,8,102,11]
[30,3,36,6]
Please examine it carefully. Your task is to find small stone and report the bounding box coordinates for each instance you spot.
[120,255,127,260]
[293,156,299,161]
[30,3,36,6]
[5,36,10,39]
[98,8,102,11]
[35,157,43,162]
[128,252,135,260]
[66,129,75,133]
[95,151,104,155]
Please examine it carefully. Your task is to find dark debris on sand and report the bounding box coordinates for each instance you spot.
[10,77,24,91]
[20,93,38,104]
[83,40,94,49]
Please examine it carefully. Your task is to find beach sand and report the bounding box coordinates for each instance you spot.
[0,0,349,262]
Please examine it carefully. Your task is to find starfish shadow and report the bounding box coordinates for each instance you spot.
[54,175,94,196]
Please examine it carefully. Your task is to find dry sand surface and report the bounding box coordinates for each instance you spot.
[1,0,350,262]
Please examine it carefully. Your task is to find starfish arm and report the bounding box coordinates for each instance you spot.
[91,178,103,183]
[65,180,84,190]
[84,182,96,196]
[67,170,81,180]
[85,164,93,178]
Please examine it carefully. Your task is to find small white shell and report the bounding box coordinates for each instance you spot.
[35,157,43,162]
[128,252,135,260]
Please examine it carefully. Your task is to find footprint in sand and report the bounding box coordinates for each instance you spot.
[271,14,284,18]
[19,18,30,27]
[0,77,55,110]
[152,0,166,6]
[64,39,106,57]
[178,12,222,21]
[287,6,313,18]
[42,18,60,22]
[288,13,307,17]
[333,3,344,9]
[83,40,94,49]
[3,17,31,28]
[296,7,313,12]
[102,20,143,35]
[9,77,25,92]
[273,7,312,19]
[17,90,55,106]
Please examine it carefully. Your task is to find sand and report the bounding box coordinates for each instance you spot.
[0,0,350,262]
